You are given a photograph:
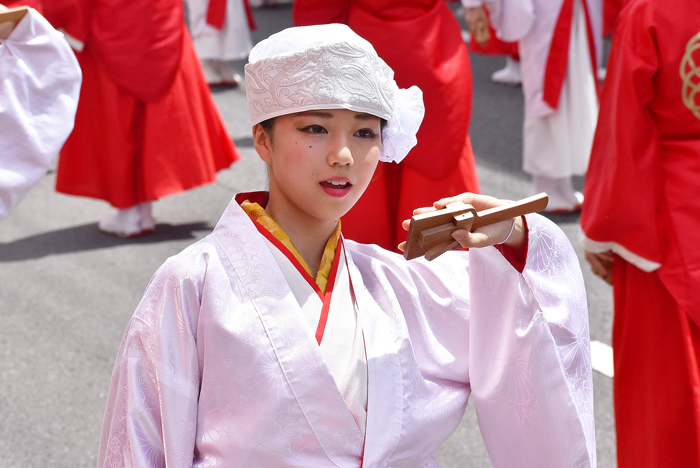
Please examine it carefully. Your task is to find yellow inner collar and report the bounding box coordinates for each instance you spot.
[241,200,341,294]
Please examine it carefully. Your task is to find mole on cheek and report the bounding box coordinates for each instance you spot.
[309,146,312,149]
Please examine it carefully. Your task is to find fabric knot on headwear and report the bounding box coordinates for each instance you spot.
[244,23,425,163]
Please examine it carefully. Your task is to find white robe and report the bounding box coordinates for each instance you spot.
[521,0,598,178]
[0,8,81,221]
[98,194,596,467]
[262,228,368,434]
[185,0,253,61]
[462,0,600,178]
[463,0,601,119]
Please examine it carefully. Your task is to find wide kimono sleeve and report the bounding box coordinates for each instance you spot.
[350,214,595,466]
[358,213,594,467]
[0,8,81,220]
[579,0,664,271]
[44,0,184,102]
[98,248,206,468]
[468,214,595,467]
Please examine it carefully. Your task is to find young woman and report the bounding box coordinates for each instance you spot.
[98,24,596,467]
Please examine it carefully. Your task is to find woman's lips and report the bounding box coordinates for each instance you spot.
[319,180,352,197]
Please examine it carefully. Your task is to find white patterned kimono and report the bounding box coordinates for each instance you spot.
[98,193,596,467]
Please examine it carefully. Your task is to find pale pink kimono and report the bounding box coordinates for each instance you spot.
[98,193,596,467]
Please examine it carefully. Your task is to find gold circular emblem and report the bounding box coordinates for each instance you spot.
[680,32,700,120]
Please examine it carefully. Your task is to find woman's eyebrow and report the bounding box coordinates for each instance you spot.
[354,113,379,120]
[297,111,334,118]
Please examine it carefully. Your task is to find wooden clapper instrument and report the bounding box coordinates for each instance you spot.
[0,6,29,34]
[403,192,549,261]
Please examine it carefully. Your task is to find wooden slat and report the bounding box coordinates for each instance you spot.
[403,193,549,261]
[468,193,549,231]
[403,202,476,260]
[0,6,29,25]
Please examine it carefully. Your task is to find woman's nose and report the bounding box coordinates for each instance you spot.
[329,135,354,166]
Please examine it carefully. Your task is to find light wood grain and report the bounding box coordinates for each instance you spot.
[404,193,549,261]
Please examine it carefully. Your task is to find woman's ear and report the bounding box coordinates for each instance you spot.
[252,123,273,163]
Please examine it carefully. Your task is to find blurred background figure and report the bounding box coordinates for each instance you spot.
[465,0,601,213]
[463,3,521,86]
[41,0,240,237]
[248,0,291,6]
[0,5,81,221]
[185,0,256,86]
[294,0,480,251]
[581,0,700,466]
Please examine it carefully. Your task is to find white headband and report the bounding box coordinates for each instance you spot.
[244,24,425,163]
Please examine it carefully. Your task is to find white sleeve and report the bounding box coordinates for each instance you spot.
[98,257,202,468]
[0,8,81,220]
[480,0,536,42]
[468,213,596,467]
[348,213,595,467]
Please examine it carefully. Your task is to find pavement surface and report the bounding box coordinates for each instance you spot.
[0,4,616,467]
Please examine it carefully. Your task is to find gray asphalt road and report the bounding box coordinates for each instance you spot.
[0,4,615,467]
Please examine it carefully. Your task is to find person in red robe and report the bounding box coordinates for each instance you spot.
[42,0,240,237]
[580,0,700,465]
[293,0,480,251]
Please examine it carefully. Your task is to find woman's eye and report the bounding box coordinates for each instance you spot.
[355,128,378,138]
[300,125,327,134]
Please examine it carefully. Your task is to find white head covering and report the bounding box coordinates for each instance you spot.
[244,23,425,163]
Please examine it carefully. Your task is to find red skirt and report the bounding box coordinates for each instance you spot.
[56,31,239,209]
[613,258,700,467]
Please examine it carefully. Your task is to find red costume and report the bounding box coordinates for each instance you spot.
[43,0,239,209]
[602,0,624,36]
[294,0,480,251]
[1,0,41,9]
[580,0,700,465]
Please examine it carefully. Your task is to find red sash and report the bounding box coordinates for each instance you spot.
[542,0,600,109]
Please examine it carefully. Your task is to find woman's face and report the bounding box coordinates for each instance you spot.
[254,109,382,229]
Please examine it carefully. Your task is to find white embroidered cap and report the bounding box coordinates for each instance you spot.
[244,23,425,163]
